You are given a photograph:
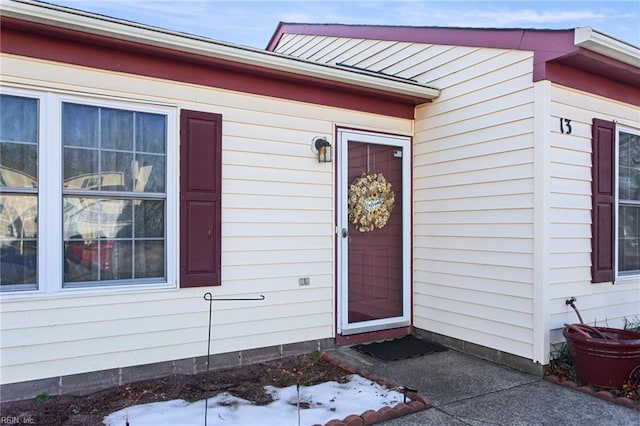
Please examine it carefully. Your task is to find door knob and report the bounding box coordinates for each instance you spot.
[342,228,349,238]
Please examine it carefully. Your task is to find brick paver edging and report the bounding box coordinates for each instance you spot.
[316,351,433,426]
[544,374,640,412]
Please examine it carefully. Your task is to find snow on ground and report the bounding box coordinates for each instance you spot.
[103,374,404,426]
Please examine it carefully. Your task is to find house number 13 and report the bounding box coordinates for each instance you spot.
[559,118,572,134]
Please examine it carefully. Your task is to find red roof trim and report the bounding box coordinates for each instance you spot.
[268,23,576,54]
[1,17,424,119]
[544,61,639,106]
[542,47,640,91]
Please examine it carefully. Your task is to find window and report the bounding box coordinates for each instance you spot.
[591,118,640,282]
[62,102,168,286]
[0,89,176,292]
[617,128,640,276]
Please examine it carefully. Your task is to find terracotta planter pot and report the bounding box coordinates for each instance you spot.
[563,323,640,389]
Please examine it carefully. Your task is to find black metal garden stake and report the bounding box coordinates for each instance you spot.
[202,292,265,426]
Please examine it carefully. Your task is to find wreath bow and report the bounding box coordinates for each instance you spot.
[348,172,395,232]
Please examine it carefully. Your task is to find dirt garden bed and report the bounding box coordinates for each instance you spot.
[0,352,429,425]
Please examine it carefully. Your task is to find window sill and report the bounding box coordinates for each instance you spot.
[0,281,178,302]
[615,274,640,284]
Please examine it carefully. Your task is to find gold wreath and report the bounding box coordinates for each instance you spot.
[348,172,395,232]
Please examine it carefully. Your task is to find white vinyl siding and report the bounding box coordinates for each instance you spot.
[274,35,540,360]
[412,50,536,360]
[277,32,640,365]
[548,84,640,339]
[0,53,412,384]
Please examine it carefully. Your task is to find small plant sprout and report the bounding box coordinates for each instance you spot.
[35,393,49,403]
[624,316,640,332]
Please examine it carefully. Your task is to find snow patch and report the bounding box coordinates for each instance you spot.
[104,374,404,425]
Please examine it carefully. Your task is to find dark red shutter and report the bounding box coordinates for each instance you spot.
[180,110,222,287]
[591,118,615,283]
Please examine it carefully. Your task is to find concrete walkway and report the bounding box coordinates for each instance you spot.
[325,346,640,425]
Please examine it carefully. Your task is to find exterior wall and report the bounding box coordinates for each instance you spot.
[412,50,538,361]
[0,53,413,385]
[547,84,640,341]
[274,34,542,362]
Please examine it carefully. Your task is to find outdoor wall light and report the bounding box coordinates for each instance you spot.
[311,136,332,163]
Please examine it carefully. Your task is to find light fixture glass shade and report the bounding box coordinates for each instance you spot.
[313,137,332,163]
[318,142,332,163]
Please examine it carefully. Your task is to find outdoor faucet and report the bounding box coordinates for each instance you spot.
[565,297,584,324]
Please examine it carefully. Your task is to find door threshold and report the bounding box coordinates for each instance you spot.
[336,326,413,345]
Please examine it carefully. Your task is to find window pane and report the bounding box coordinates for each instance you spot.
[62,103,98,148]
[135,154,165,193]
[618,130,640,275]
[0,95,38,188]
[64,197,99,241]
[0,94,38,144]
[112,240,133,280]
[113,200,133,239]
[101,108,133,151]
[0,143,37,188]
[619,131,640,202]
[0,95,38,291]
[135,200,164,238]
[619,205,640,273]
[135,240,164,278]
[136,112,166,154]
[101,151,133,191]
[64,147,99,189]
[0,194,37,287]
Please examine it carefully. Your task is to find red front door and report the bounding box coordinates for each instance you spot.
[347,142,403,322]
[338,129,410,335]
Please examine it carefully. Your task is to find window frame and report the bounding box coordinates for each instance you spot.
[615,125,640,280]
[0,87,178,296]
